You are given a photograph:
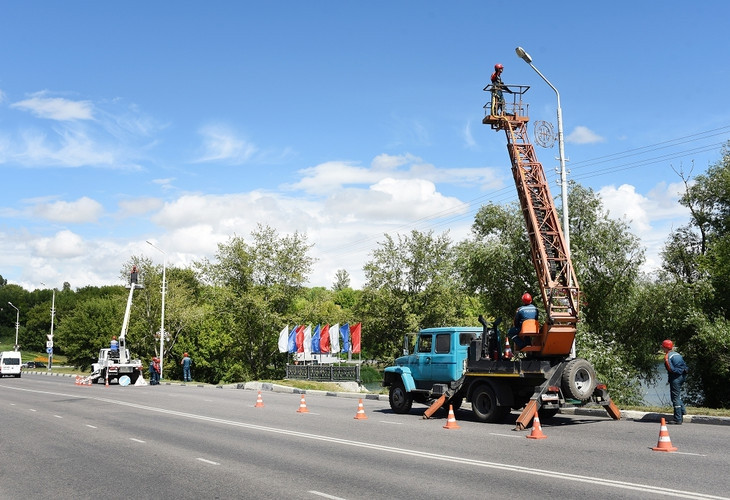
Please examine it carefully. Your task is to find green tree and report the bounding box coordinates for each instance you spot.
[656,143,730,406]
[455,202,536,321]
[54,290,127,369]
[194,225,314,382]
[359,230,469,360]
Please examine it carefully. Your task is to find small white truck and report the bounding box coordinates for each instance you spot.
[90,279,145,385]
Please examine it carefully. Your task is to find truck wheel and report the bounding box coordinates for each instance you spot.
[472,384,509,423]
[561,358,597,402]
[389,382,413,414]
[448,397,463,411]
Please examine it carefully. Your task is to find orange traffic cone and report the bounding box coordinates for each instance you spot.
[254,391,265,408]
[651,417,678,452]
[526,413,547,439]
[105,374,109,387]
[354,399,368,420]
[443,405,460,429]
[296,394,309,413]
[75,375,81,386]
[503,336,513,360]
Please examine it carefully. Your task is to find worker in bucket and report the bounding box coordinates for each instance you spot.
[490,63,512,116]
[662,339,689,424]
[181,352,192,382]
[507,292,538,350]
[110,335,119,353]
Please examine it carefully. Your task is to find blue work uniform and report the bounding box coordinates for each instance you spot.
[665,350,688,423]
[508,303,538,349]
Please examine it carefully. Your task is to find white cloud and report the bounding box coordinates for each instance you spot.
[566,125,605,144]
[31,230,86,258]
[32,197,104,223]
[193,124,258,164]
[463,120,476,148]
[117,197,164,217]
[598,182,690,272]
[289,154,503,195]
[12,94,94,121]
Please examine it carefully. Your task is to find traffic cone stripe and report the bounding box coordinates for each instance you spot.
[651,418,678,452]
[443,405,460,429]
[354,399,368,420]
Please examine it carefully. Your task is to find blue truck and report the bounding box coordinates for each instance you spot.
[383,317,620,429]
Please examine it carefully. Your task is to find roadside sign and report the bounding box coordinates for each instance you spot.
[46,347,53,354]
[46,341,54,348]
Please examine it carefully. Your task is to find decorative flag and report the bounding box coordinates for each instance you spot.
[340,323,350,353]
[330,323,340,353]
[296,324,305,353]
[320,324,330,353]
[278,325,289,353]
[311,324,321,354]
[351,322,362,354]
[303,325,312,356]
[288,325,298,353]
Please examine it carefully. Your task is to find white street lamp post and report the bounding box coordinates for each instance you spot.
[41,282,56,370]
[146,241,167,379]
[515,46,570,254]
[8,302,20,351]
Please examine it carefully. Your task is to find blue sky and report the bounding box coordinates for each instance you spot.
[2,1,729,291]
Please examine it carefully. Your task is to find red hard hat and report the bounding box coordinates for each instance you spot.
[522,293,532,305]
[184,352,188,357]
[495,63,504,71]
[662,339,674,350]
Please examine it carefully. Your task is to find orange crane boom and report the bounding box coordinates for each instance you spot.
[483,84,579,357]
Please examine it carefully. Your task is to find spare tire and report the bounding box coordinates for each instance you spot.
[561,358,597,402]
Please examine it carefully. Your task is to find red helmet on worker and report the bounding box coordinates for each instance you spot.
[494,63,504,71]
[662,339,674,350]
[521,292,532,305]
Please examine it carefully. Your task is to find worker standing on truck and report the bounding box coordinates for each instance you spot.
[490,63,512,116]
[110,335,119,353]
[508,292,538,350]
[662,339,688,424]
[181,352,192,382]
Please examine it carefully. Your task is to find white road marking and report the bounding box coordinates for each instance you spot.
[86,424,97,429]
[308,491,347,499]
[130,438,146,443]
[2,385,724,500]
[489,432,522,438]
[196,458,219,465]
[29,408,37,412]
[378,420,403,425]
[54,415,63,418]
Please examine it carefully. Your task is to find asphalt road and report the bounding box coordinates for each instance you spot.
[2,374,729,500]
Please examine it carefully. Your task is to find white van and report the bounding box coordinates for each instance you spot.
[0,351,22,378]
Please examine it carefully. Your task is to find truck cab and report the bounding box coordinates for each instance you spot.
[383,327,481,413]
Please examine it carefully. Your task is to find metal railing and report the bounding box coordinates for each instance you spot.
[286,363,360,382]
